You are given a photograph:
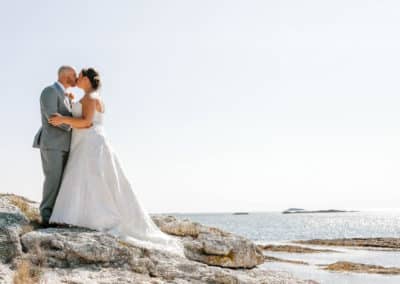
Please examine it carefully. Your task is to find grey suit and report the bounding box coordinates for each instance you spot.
[33,82,72,223]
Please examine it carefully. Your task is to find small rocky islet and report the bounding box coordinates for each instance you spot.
[282,208,357,214]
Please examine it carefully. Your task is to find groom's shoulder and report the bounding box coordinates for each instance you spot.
[41,84,57,96]
[39,85,59,103]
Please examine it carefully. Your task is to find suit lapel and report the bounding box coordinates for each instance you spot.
[52,83,72,113]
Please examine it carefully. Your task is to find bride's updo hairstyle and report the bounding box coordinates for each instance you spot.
[81,68,101,91]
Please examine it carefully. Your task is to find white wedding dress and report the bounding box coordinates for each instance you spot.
[50,96,184,256]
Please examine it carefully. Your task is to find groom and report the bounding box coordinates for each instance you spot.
[33,66,77,226]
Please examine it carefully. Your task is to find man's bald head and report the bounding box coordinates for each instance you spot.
[58,65,77,88]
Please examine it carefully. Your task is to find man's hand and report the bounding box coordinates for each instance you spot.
[48,113,65,126]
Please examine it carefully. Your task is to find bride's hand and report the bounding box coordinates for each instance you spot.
[48,113,65,126]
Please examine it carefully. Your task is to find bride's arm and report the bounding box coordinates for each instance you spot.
[48,99,95,129]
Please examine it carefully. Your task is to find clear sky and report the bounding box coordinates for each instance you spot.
[1,0,399,213]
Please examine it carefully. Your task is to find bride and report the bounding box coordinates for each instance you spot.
[48,68,184,256]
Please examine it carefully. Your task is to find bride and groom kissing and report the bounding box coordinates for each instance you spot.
[32,66,184,255]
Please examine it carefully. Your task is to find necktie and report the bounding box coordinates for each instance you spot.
[64,94,72,111]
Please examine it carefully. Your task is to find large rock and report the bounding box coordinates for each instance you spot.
[0,194,316,283]
[0,195,32,263]
[152,215,265,268]
[37,265,316,284]
[20,228,137,268]
[19,228,315,283]
[1,195,264,269]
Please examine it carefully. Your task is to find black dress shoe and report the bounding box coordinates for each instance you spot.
[48,222,68,228]
[38,221,50,229]
[39,221,63,228]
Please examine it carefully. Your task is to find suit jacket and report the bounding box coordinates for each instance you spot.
[32,83,72,152]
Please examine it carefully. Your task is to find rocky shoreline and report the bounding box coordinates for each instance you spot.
[259,244,337,254]
[260,240,400,276]
[3,193,399,282]
[0,194,316,284]
[322,261,400,275]
[295,238,400,250]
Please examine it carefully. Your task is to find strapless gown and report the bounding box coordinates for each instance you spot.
[50,99,184,256]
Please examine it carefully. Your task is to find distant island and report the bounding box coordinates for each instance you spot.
[233,212,249,215]
[282,208,357,214]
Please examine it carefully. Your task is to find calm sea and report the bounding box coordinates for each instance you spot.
[171,211,400,243]
[171,211,400,283]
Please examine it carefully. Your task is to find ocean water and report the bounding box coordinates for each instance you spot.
[171,211,400,243]
[171,211,400,284]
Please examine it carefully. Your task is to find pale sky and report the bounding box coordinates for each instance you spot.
[1,0,399,213]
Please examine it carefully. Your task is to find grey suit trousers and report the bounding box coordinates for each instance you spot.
[39,149,69,223]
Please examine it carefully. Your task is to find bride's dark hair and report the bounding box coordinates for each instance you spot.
[81,68,101,91]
